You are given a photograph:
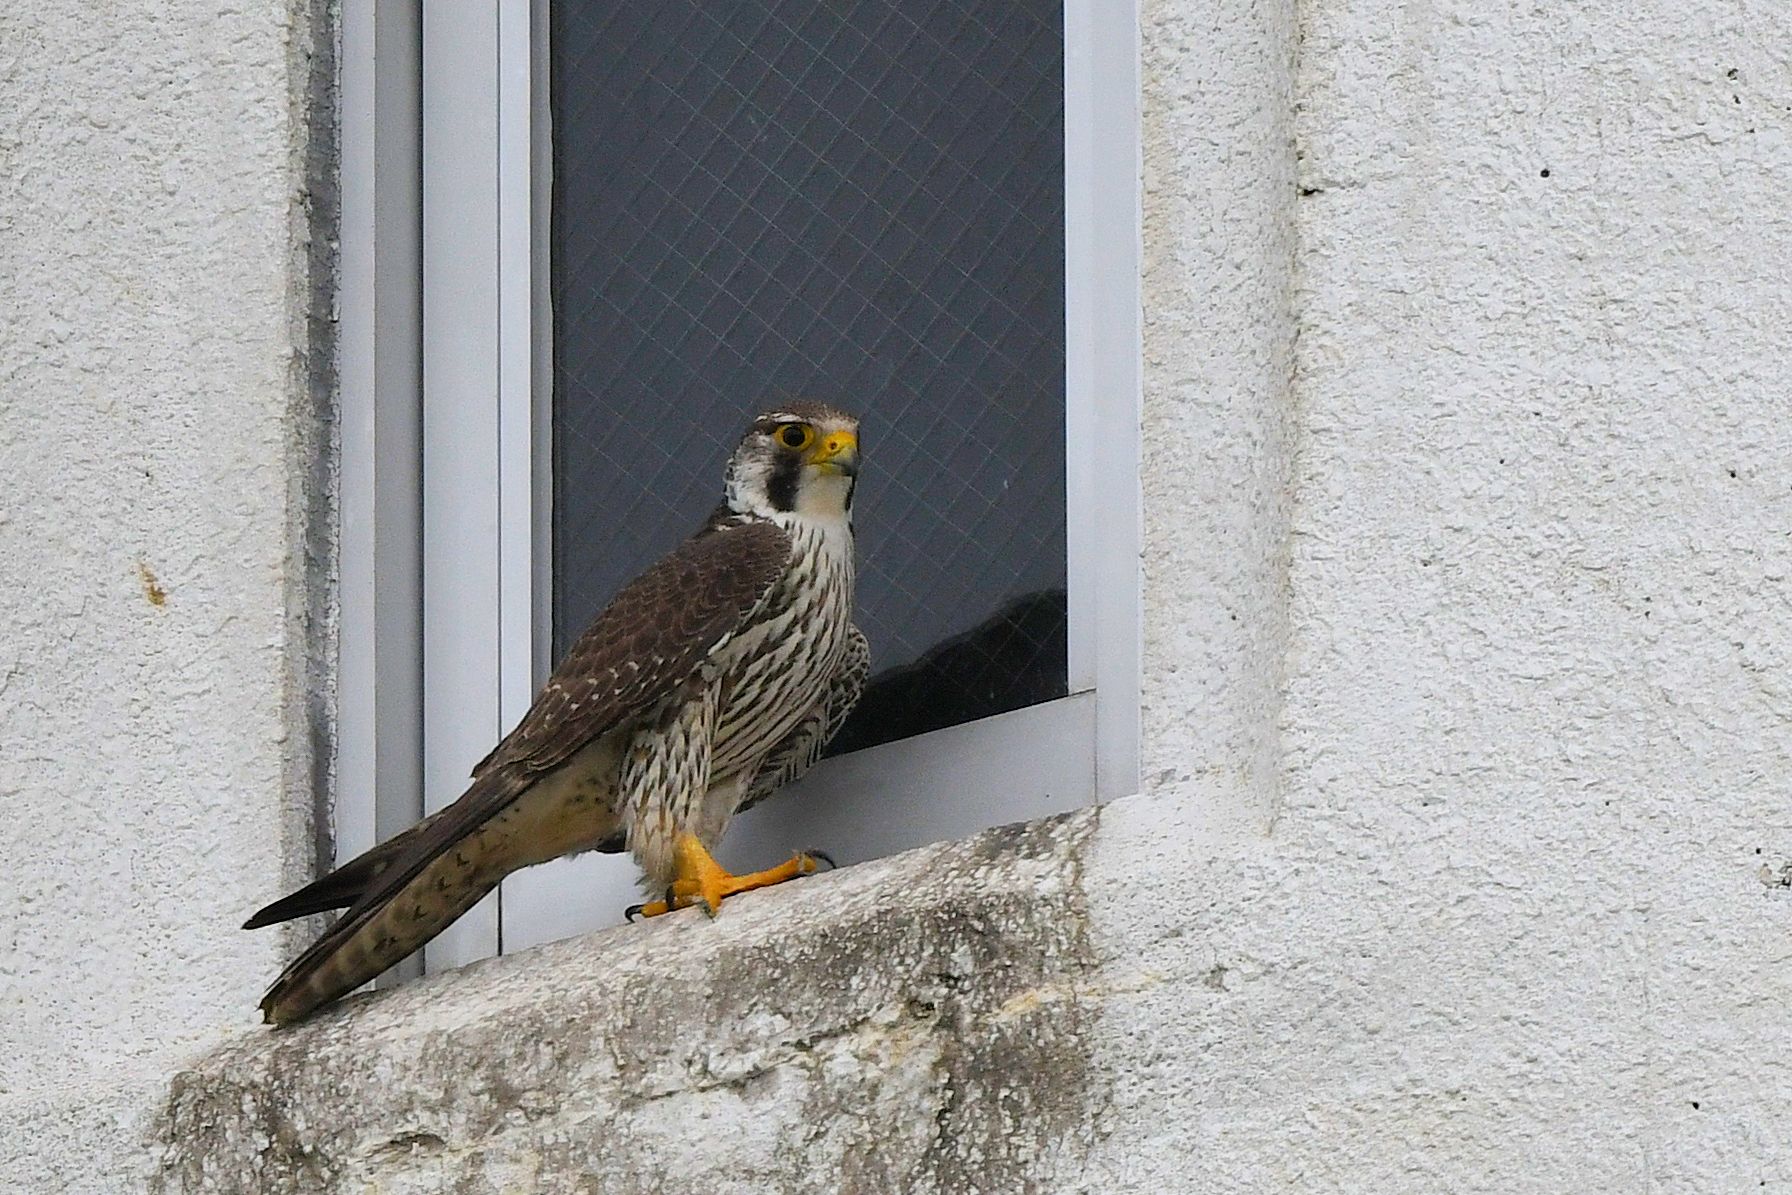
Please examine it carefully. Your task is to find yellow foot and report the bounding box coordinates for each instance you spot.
[625,834,833,920]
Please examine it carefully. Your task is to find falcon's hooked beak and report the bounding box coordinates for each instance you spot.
[807,429,859,477]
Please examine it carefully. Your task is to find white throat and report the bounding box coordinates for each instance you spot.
[790,472,854,524]
[728,470,855,529]
[765,474,855,574]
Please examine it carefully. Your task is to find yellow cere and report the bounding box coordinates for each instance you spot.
[810,428,857,463]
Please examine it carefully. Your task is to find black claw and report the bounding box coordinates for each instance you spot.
[804,849,837,872]
[625,885,678,923]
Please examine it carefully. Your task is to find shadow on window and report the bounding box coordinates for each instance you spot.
[830,587,1069,756]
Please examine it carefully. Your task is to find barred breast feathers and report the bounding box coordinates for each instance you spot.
[706,507,856,784]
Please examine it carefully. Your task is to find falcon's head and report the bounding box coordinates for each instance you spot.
[725,402,860,523]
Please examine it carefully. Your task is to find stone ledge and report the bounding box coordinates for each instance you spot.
[153,812,1103,1195]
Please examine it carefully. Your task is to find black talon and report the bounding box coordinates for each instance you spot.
[624,884,678,923]
[804,849,837,872]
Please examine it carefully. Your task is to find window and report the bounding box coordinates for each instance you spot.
[337,0,1140,973]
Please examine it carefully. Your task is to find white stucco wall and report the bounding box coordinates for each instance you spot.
[1087,0,1792,1185]
[4,0,1791,1191]
[1138,0,1298,833]
[0,0,330,1109]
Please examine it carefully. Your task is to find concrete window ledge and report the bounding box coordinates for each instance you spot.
[156,813,1104,1194]
[43,776,1779,1193]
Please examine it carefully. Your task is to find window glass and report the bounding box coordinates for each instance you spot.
[551,0,1066,750]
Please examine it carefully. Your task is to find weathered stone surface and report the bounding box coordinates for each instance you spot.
[154,815,1101,1195]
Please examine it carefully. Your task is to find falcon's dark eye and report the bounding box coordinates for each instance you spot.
[777,423,814,451]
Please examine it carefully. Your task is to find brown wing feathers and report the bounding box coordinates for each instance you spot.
[254,520,794,1024]
[476,519,792,779]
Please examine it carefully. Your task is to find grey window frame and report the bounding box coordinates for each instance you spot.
[336,0,1141,969]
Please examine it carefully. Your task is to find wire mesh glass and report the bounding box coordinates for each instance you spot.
[551,0,1066,752]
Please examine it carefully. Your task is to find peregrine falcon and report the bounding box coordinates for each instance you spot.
[247,403,868,1025]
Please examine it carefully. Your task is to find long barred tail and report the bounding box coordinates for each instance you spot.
[259,847,499,1026]
[242,811,445,930]
[256,768,529,1026]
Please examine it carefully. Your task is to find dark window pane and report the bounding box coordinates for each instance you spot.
[551,0,1066,753]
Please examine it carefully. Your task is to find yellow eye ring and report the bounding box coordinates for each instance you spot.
[777,423,814,450]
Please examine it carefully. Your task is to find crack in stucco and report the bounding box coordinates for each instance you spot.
[284,0,341,913]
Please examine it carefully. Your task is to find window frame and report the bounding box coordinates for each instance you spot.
[337,0,1141,969]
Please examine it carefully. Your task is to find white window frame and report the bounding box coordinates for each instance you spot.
[339,0,1141,967]
[336,0,427,981]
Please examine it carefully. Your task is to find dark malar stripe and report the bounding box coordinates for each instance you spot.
[765,452,800,512]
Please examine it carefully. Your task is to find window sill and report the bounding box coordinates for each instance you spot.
[159,812,1102,1192]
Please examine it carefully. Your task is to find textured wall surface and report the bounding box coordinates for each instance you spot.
[1201,0,1792,1184]
[0,0,332,1109]
[1138,0,1298,830]
[8,0,1792,1190]
[1108,0,1792,1182]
